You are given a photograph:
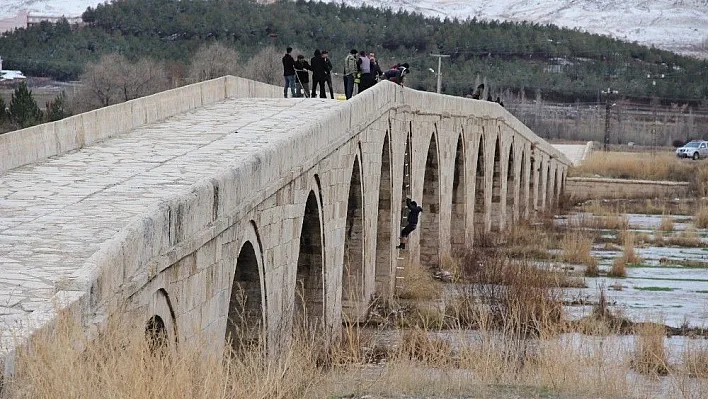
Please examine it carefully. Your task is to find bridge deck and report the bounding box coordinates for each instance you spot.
[0,97,341,334]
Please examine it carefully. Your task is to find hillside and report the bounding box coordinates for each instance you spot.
[0,0,706,103]
[1,0,706,57]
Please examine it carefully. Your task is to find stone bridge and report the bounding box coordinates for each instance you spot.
[0,76,570,372]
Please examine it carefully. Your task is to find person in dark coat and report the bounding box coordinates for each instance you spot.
[397,198,422,250]
[294,55,311,98]
[369,52,383,84]
[282,47,296,98]
[322,50,335,99]
[310,49,327,99]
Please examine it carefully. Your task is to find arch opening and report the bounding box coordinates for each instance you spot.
[545,163,552,209]
[343,156,364,317]
[295,190,325,329]
[420,134,440,269]
[491,135,502,231]
[146,315,168,353]
[519,150,528,219]
[375,135,392,297]
[226,240,263,350]
[553,167,560,209]
[506,143,516,224]
[474,134,485,235]
[451,134,465,255]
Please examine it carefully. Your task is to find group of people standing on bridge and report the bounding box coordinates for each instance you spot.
[282,47,410,100]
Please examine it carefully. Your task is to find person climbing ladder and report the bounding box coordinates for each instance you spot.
[397,198,423,250]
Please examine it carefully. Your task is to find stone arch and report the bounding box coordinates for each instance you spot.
[375,134,393,297]
[451,133,466,255]
[420,132,440,269]
[343,154,364,318]
[294,190,325,329]
[226,238,264,350]
[491,133,502,231]
[519,148,528,219]
[505,141,516,224]
[474,132,485,234]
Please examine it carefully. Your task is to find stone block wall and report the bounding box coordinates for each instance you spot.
[0,76,571,375]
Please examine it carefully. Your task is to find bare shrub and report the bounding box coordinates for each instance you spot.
[460,250,564,337]
[633,322,669,376]
[74,54,170,113]
[241,46,290,86]
[187,42,240,83]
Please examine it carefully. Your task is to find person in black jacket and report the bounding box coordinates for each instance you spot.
[294,55,311,98]
[397,198,422,250]
[310,49,327,99]
[369,52,383,84]
[282,47,296,98]
[321,50,335,99]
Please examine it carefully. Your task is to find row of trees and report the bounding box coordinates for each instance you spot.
[0,41,295,132]
[0,0,706,102]
[0,83,69,131]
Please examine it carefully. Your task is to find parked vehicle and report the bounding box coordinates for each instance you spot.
[676,140,708,160]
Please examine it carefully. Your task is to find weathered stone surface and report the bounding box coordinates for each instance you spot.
[0,76,570,374]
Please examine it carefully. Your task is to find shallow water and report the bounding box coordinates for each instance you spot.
[560,213,708,328]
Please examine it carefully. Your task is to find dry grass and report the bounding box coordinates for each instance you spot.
[682,342,708,379]
[560,230,598,268]
[396,262,442,301]
[7,312,323,399]
[569,151,698,182]
[655,226,706,248]
[659,214,675,232]
[620,231,641,265]
[580,198,697,216]
[609,255,628,278]
[695,206,708,229]
[633,322,669,376]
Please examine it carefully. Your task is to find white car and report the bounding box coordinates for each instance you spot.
[676,141,708,160]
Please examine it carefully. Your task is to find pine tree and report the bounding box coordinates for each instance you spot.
[9,82,43,128]
[0,97,7,123]
[45,91,70,122]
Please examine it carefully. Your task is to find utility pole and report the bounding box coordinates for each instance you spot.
[601,87,618,151]
[430,54,450,94]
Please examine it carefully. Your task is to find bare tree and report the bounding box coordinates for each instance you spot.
[75,54,170,112]
[187,42,240,83]
[241,46,294,86]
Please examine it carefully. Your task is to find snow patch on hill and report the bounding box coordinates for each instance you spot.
[1,0,706,57]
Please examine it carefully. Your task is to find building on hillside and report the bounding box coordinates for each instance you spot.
[0,11,28,34]
[0,11,83,34]
[27,14,83,27]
